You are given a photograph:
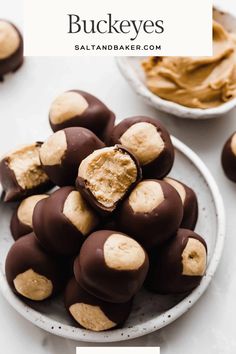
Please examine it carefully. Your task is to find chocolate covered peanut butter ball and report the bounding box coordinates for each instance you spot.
[146,229,207,294]
[5,234,67,301]
[222,132,236,182]
[76,145,142,214]
[39,127,104,187]
[65,277,132,331]
[33,187,99,255]
[74,230,149,303]
[117,180,183,250]
[49,90,115,143]
[0,143,53,202]
[10,194,48,240]
[164,177,198,230]
[110,116,174,179]
[0,20,23,81]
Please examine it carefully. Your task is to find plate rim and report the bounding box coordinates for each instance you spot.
[0,136,226,343]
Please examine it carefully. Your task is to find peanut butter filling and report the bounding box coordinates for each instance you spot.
[143,21,236,109]
[79,147,138,208]
[63,190,98,235]
[69,303,116,331]
[14,269,53,301]
[104,234,145,271]
[8,144,49,190]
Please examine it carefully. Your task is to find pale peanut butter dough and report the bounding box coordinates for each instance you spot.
[230,133,236,156]
[63,190,98,235]
[13,269,53,301]
[182,238,207,276]
[143,21,236,109]
[129,180,164,213]
[0,21,20,59]
[40,130,67,166]
[79,147,138,208]
[8,144,49,190]
[69,303,116,331]
[49,92,88,125]
[103,234,145,271]
[17,194,48,227]
[120,122,164,165]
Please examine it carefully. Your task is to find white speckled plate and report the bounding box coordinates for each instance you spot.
[0,137,225,342]
[116,8,236,119]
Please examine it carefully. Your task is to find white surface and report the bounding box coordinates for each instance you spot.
[0,137,225,342]
[0,0,235,353]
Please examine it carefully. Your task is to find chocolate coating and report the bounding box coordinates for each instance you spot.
[146,229,207,294]
[49,90,115,143]
[33,187,99,256]
[222,132,236,182]
[64,277,132,331]
[164,177,198,230]
[5,233,67,300]
[116,180,183,250]
[110,116,174,179]
[0,20,24,81]
[0,142,53,202]
[39,127,105,187]
[76,145,142,215]
[74,230,149,303]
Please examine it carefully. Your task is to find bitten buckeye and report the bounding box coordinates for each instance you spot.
[33,187,99,255]
[117,180,183,250]
[0,20,23,81]
[5,234,67,301]
[65,277,132,331]
[39,127,104,186]
[146,229,207,294]
[49,90,115,143]
[76,145,141,214]
[110,116,174,179]
[74,230,149,303]
[222,132,236,182]
[0,143,53,202]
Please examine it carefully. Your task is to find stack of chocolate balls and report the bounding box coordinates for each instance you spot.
[0,90,208,332]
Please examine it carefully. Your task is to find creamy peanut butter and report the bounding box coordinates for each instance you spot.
[142,21,236,109]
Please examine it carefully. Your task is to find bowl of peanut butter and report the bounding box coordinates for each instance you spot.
[116,8,236,119]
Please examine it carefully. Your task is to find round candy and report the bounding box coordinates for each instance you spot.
[76,145,142,214]
[65,277,132,331]
[222,132,236,182]
[49,90,115,143]
[33,187,99,255]
[164,177,198,230]
[10,194,48,240]
[39,127,105,186]
[146,229,207,294]
[0,20,23,80]
[0,143,53,202]
[116,180,183,250]
[5,233,67,301]
[74,230,149,303]
[110,116,174,179]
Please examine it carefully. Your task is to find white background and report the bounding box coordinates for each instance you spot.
[0,0,236,353]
